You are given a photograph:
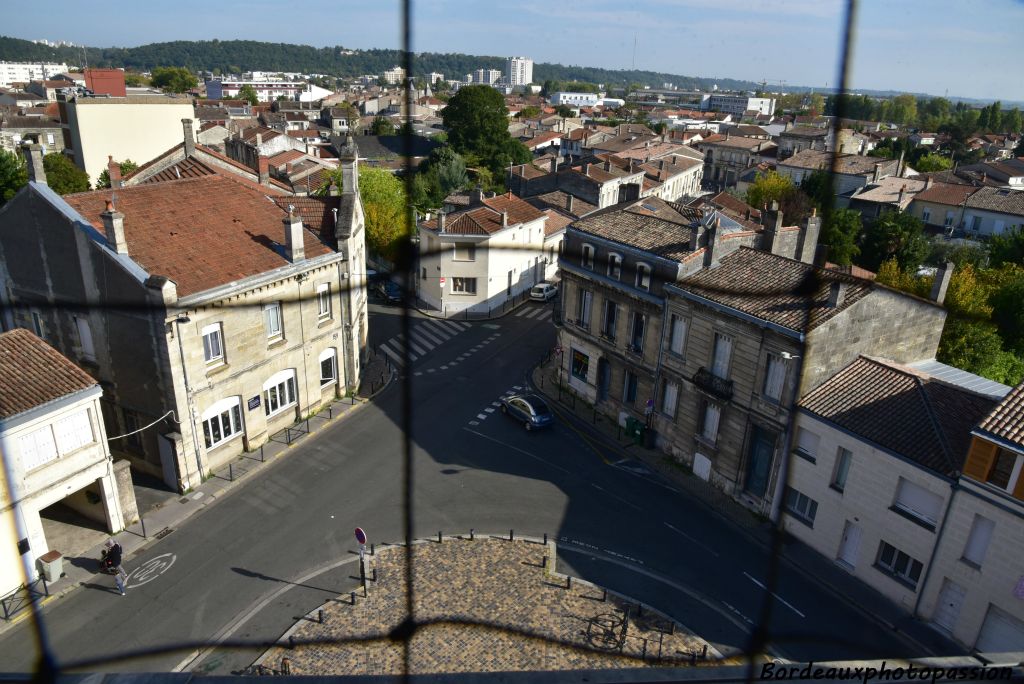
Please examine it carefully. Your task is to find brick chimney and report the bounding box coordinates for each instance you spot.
[925,177,934,190]
[258,155,270,185]
[930,261,954,305]
[283,205,305,262]
[107,155,122,189]
[182,118,195,157]
[101,200,128,255]
[23,144,46,185]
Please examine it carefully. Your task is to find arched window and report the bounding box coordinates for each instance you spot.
[263,369,297,417]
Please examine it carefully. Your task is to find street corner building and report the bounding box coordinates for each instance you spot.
[0,145,369,494]
[0,328,135,598]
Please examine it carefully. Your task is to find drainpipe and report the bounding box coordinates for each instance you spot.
[174,316,204,489]
[768,334,807,523]
[336,258,356,393]
[913,479,959,617]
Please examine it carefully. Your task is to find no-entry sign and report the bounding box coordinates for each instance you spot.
[355,527,367,545]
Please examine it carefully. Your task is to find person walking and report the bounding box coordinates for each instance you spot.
[104,539,128,596]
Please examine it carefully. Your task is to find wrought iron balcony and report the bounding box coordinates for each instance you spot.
[694,366,733,401]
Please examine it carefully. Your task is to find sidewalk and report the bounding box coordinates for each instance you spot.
[1,352,395,634]
[529,360,962,658]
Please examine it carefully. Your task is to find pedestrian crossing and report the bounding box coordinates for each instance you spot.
[378,318,471,367]
[514,306,553,321]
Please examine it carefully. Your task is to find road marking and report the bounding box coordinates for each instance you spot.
[590,482,642,511]
[127,553,176,587]
[484,407,495,413]
[450,321,471,331]
[538,310,552,320]
[414,372,423,376]
[524,307,542,319]
[468,420,479,426]
[513,385,523,390]
[399,333,430,356]
[491,402,501,407]
[663,522,720,557]
[476,413,488,420]
[743,572,805,618]
[427,368,436,373]
[462,428,571,474]
[441,365,449,370]
[379,342,404,366]
[722,600,755,626]
[416,326,447,346]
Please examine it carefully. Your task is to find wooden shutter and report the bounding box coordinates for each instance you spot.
[962,437,996,482]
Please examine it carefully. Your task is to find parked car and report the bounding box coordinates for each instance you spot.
[499,393,554,431]
[530,283,558,301]
[375,280,403,305]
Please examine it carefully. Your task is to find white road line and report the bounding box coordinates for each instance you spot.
[414,372,423,376]
[399,334,430,356]
[462,428,571,474]
[491,402,501,407]
[380,343,404,366]
[590,483,642,511]
[663,522,720,557]
[416,326,446,346]
[388,338,418,362]
[441,365,449,370]
[722,601,755,626]
[476,413,488,420]
[537,309,552,320]
[427,368,436,373]
[743,572,805,618]
[438,320,463,334]
[450,321,470,331]
[468,420,479,426]
[513,385,523,390]
[524,307,542,319]
[484,407,495,413]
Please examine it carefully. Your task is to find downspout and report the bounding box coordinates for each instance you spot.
[768,333,807,523]
[912,478,959,617]
[337,258,356,394]
[174,319,203,489]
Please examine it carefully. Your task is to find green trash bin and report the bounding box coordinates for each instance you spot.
[624,417,644,445]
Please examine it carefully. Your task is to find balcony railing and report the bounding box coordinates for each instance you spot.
[694,366,733,401]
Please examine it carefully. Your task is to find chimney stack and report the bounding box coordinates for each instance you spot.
[813,244,829,267]
[107,155,122,189]
[925,177,934,190]
[567,194,574,214]
[255,133,263,148]
[502,210,508,227]
[283,206,305,262]
[827,281,846,308]
[897,184,907,208]
[23,144,46,185]
[931,261,954,305]
[258,155,269,185]
[182,118,195,157]
[439,211,446,233]
[799,208,822,264]
[703,217,721,267]
[101,200,128,255]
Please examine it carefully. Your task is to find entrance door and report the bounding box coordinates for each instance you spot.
[836,520,862,569]
[932,578,966,634]
[743,426,775,498]
[596,358,610,401]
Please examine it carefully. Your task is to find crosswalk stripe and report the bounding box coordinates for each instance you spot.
[415,326,446,347]
[380,342,405,366]
[424,320,456,338]
[436,321,462,335]
[537,309,552,320]
[514,309,529,317]
[408,331,436,353]
[398,333,429,357]
[524,307,543,319]
[389,338,419,362]
[449,321,471,332]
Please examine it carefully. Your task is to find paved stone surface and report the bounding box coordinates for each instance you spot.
[254,538,712,675]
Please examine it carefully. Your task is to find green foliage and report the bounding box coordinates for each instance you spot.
[913,153,952,172]
[554,104,575,118]
[0,148,28,207]
[42,153,89,194]
[359,166,410,261]
[745,171,794,210]
[95,159,139,189]
[938,317,1024,386]
[875,259,932,298]
[928,241,988,270]
[237,84,259,106]
[518,105,541,119]
[370,116,396,136]
[858,212,930,272]
[442,85,530,175]
[820,208,862,266]
[149,66,198,93]
[123,72,149,87]
[412,146,469,208]
[990,277,1024,353]
[989,228,1024,267]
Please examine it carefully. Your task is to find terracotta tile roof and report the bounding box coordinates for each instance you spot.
[268,149,306,168]
[963,187,1024,216]
[852,177,927,209]
[781,125,830,139]
[708,191,761,220]
[541,208,573,236]
[139,157,218,183]
[241,126,281,144]
[272,195,339,243]
[63,176,335,297]
[423,193,545,236]
[976,380,1024,450]
[524,191,597,218]
[572,198,698,261]
[701,135,773,151]
[800,356,998,476]
[0,329,98,419]
[481,192,546,225]
[913,182,977,207]
[781,150,898,176]
[678,247,876,333]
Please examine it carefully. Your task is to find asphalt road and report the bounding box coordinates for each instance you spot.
[0,298,928,674]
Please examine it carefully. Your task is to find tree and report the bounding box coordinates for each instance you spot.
[989,228,1024,267]
[1015,137,1024,158]
[913,153,952,172]
[42,153,89,194]
[938,317,1024,385]
[518,105,541,119]
[0,149,28,208]
[150,66,198,94]
[554,104,575,118]
[990,277,1024,353]
[359,167,410,261]
[875,259,932,298]
[123,72,149,87]
[236,84,259,106]
[1004,108,1022,135]
[800,170,835,213]
[370,116,396,136]
[858,212,929,272]
[819,208,862,266]
[943,264,992,318]
[442,85,530,175]
[96,159,139,189]
[745,171,794,210]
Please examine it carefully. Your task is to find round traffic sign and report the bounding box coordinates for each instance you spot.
[355,527,367,545]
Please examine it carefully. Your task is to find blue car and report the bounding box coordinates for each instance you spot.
[499,393,554,431]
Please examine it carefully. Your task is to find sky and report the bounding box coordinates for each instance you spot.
[5,0,1022,102]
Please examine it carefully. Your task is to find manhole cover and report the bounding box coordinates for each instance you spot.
[154,528,174,540]
[178,497,189,504]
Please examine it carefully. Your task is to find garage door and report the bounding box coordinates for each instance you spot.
[975,604,1024,653]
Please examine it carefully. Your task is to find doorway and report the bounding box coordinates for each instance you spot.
[932,578,966,634]
[743,426,775,498]
[836,520,862,570]
[596,358,610,401]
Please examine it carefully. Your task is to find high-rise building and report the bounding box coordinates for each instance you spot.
[382,66,406,85]
[471,69,502,85]
[0,61,69,88]
[505,57,533,87]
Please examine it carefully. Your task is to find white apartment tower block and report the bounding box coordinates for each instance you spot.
[0,61,69,88]
[506,57,533,87]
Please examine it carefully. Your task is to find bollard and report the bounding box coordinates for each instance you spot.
[318,609,324,624]
[641,639,647,661]
[592,407,597,424]
[543,532,547,544]
[509,529,514,541]
[281,658,291,675]
[691,652,697,666]
[229,464,234,481]
[566,576,572,589]
[372,567,377,582]
[542,556,547,568]
[260,444,265,462]
[669,621,675,635]
[469,528,474,540]
[288,636,295,649]
[438,531,443,543]
[351,591,356,605]
[637,602,643,617]
[140,512,148,539]
[701,644,707,658]
[370,543,375,556]
[602,588,607,602]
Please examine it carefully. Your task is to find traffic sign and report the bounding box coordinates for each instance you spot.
[355,527,367,545]
[440,277,446,288]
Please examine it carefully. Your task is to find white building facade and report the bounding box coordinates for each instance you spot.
[505,57,533,87]
[0,61,69,88]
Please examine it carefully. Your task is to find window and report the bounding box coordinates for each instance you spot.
[635,263,651,291]
[628,312,646,353]
[832,447,852,491]
[601,299,617,340]
[31,310,43,337]
[75,317,95,361]
[661,380,679,416]
[607,253,622,280]
[19,425,58,470]
[711,333,732,379]
[795,427,820,461]
[987,448,1017,490]
[570,349,589,381]
[892,477,943,529]
[263,369,298,417]
[452,277,477,294]
[576,289,592,327]
[922,207,931,223]
[762,354,787,402]
[623,371,638,404]
[316,283,332,319]
[454,243,476,261]
[668,315,687,356]
[319,348,337,387]
[784,487,818,526]
[202,323,224,364]
[962,514,995,568]
[876,541,923,588]
[970,215,982,232]
[264,302,283,339]
[701,402,721,443]
[46,133,54,145]
[201,397,243,449]
[944,210,954,227]
[54,409,94,454]
[582,243,594,269]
